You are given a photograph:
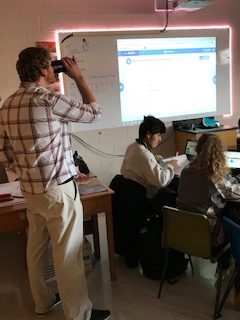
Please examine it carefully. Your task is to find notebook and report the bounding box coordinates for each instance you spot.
[224,151,240,169]
[185,140,197,161]
[78,184,108,195]
[163,154,189,177]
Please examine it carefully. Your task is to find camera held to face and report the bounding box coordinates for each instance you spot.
[51,60,66,73]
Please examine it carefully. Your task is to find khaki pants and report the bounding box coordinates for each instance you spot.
[23,180,92,320]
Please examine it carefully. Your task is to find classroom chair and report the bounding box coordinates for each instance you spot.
[216,216,240,318]
[158,206,230,320]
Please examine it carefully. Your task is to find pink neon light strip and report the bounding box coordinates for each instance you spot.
[55,25,232,116]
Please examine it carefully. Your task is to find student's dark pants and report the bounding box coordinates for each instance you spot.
[150,176,179,213]
[111,175,179,268]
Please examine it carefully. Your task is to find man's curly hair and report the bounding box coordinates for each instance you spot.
[16,47,51,82]
[193,133,229,182]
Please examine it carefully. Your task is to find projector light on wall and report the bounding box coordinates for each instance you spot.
[155,0,214,12]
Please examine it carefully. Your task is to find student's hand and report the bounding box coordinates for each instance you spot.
[166,159,179,170]
[155,154,164,162]
[61,56,84,80]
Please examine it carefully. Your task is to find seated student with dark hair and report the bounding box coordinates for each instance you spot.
[111,116,182,270]
[121,115,179,206]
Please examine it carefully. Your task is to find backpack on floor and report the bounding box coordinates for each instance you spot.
[139,212,189,280]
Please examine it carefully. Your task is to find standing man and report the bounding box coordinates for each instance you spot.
[0,47,110,320]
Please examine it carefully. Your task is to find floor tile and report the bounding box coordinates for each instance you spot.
[0,215,239,320]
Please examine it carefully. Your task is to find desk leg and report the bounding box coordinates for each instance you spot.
[18,227,28,269]
[92,215,100,259]
[105,198,117,281]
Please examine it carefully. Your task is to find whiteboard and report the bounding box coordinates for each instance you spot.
[57,28,230,132]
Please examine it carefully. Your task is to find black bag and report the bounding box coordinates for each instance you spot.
[110,175,149,267]
[73,151,90,174]
[139,212,189,280]
[222,201,240,224]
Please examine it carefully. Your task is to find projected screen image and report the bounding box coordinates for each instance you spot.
[117,37,216,124]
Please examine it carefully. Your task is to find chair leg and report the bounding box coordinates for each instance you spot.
[188,255,194,274]
[216,268,238,318]
[214,263,224,320]
[158,249,169,299]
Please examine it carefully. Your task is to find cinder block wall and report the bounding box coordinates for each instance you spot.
[1,0,239,184]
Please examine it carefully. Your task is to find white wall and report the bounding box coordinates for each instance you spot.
[1,0,240,185]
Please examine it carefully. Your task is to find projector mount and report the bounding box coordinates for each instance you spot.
[155,0,214,12]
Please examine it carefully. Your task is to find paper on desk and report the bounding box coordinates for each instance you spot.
[79,184,108,195]
[0,181,25,207]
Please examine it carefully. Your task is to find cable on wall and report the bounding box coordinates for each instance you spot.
[71,130,174,158]
[71,133,124,158]
[160,0,170,33]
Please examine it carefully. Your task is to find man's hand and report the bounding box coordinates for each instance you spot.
[61,56,96,104]
[61,56,84,80]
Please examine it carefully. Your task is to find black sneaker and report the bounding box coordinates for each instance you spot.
[36,293,61,316]
[90,309,111,320]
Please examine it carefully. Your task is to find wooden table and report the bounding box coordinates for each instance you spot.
[0,179,117,281]
[174,125,238,154]
[80,180,116,281]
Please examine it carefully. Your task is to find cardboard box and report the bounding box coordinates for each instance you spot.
[45,237,93,280]
[83,237,93,273]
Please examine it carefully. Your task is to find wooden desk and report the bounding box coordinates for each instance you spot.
[174,125,237,154]
[79,179,116,281]
[0,201,28,258]
[0,180,117,281]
